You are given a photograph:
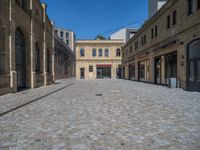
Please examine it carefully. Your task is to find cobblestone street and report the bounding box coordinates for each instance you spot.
[0,79,200,150]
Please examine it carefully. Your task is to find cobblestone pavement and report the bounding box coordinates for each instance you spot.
[0,79,200,150]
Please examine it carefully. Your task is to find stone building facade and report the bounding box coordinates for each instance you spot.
[122,0,200,92]
[0,0,54,96]
[54,34,75,80]
[76,40,124,79]
[54,27,76,51]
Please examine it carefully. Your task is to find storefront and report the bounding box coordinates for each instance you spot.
[187,39,200,92]
[129,64,135,80]
[96,64,111,79]
[154,52,177,85]
[138,60,150,82]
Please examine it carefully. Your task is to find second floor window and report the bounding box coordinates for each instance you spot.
[80,48,84,57]
[60,31,63,38]
[188,0,195,15]
[92,48,96,57]
[151,28,154,39]
[105,48,109,57]
[135,41,138,50]
[99,48,103,57]
[155,25,158,37]
[129,46,133,53]
[116,48,121,56]
[15,0,27,11]
[167,15,171,29]
[172,11,177,25]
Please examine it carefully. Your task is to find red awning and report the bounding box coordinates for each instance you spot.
[96,64,112,67]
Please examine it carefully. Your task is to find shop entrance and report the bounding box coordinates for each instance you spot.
[96,65,111,79]
[187,39,200,92]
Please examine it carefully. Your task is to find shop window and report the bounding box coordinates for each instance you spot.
[80,48,84,57]
[197,61,200,81]
[89,66,93,72]
[165,52,177,78]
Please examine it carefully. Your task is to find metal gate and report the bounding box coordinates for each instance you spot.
[15,28,26,89]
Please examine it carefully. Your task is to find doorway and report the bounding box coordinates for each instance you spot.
[80,68,85,79]
[15,28,26,89]
[187,39,200,92]
[155,57,162,84]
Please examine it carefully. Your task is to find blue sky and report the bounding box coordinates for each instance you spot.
[41,0,148,39]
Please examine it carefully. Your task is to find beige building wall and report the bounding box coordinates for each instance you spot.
[76,40,124,79]
[0,0,54,96]
[122,0,200,91]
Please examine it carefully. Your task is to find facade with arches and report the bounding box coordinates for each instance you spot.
[54,34,75,80]
[0,0,54,95]
[122,0,200,92]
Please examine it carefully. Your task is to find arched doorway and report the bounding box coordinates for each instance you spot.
[187,39,200,92]
[15,28,26,89]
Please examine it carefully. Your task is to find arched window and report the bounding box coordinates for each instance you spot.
[35,42,40,72]
[15,0,27,11]
[116,48,121,57]
[80,48,84,57]
[0,29,5,74]
[92,48,96,57]
[98,48,102,57]
[105,48,109,57]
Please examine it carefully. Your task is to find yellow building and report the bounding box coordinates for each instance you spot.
[76,40,124,79]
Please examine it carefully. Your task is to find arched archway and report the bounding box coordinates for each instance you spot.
[187,39,200,92]
[15,28,26,89]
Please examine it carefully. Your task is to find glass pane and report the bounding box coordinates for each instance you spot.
[189,40,200,59]
[197,61,200,81]
[189,61,195,81]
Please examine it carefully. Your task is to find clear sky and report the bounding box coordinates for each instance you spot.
[41,0,148,39]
